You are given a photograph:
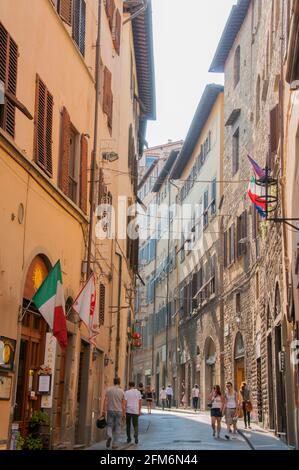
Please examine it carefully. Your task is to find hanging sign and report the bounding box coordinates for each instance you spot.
[0,337,16,371]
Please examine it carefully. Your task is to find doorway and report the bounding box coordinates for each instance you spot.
[256,358,263,422]
[234,333,245,394]
[275,324,287,437]
[14,256,49,436]
[267,333,276,430]
[75,341,90,445]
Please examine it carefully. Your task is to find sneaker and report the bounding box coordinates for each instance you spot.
[225,435,230,440]
[213,430,216,437]
[106,437,112,449]
[135,436,138,444]
[217,434,220,439]
[112,444,118,449]
[127,438,131,444]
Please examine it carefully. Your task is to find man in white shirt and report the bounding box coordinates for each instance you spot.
[159,386,167,410]
[124,381,142,444]
[165,385,173,409]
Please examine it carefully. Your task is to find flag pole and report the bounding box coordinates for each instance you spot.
[19,299,33,322]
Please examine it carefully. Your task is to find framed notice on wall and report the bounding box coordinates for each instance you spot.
[0,375,12,400]
[38,374,51,395]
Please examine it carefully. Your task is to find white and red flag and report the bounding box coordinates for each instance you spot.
[72,274,100,346]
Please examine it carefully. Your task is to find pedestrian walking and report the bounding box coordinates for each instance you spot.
[124,381,142,445]
[240,382,252,429]
[166,384,173,409]
[138,382,145,400]
[102,377,126,449]
[159,386,167,410]
[191,384,200,412]
[208,385,225,439]
[145,385,153,414]
[181,392,188,409]
[223,382,239,440]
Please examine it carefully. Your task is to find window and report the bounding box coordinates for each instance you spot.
[232,128,240,175]
[0,23,18,138]
[53,0,73,25]
[236,293,241,315]
[256,75,261,123]
[210,254,216,294]
[68,125,79,203]
[234,46,241,87]
[103,66,113,133]
[229,223,235,265]
[34,76,54,176]
[211,178,216,215]
[145,155,157,168]
[237,211,247,257]
[112,9,122,55]
[270,104,280,159]
[203,189,209,227]
[73,0,86,56]
[256,272,259,300]
[99,284,105,326]
[223,231,228,268]
[105,0,116,31]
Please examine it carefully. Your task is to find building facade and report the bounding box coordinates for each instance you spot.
[170,85,224,408]
[0,0,155,449]
[209,0,296,447]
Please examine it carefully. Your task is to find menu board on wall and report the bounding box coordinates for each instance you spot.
[0,375,12,400]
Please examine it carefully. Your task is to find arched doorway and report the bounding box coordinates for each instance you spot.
[234,332,245,393]
[204,337,216,407]
[267,304,275,429]
[14,255,51,435]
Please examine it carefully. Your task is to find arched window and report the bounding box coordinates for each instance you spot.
[267,305,272,330]
[256,75,261,123]
[274,284,281,318]
[234,46,241,87]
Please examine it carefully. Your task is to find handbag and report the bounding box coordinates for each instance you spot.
[96,416,107,429]
[246,401,253,412]
[207,401,212,408]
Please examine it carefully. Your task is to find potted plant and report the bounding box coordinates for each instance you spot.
[29,410,50,436]
[24,434,43,451]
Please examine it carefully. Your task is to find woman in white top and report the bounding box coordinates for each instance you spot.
[223,382,239,439]
[208,385,225,438]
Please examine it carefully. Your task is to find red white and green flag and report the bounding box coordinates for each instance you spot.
[32,260,67,349]
[247,177,267,218]
[72,274,100,346]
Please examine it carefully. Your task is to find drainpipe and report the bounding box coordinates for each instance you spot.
[87,0,102,277]
[114,253,122,378]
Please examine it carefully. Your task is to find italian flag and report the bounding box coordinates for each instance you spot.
[247,177,267,217]
[32,261,67,349]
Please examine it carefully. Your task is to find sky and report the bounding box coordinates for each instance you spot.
[146,0,236,147]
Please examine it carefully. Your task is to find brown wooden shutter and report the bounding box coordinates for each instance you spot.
[80,134,88,214]
[241,211,247,254]
[34,76,53,175]
[59,106,71,194]
[270,104,280,155]
[108,91,113,132]
[113,9,121,55]
[99,284,105,326]
[103,67,111,116]
[106,0,116,30]
[59,0,73,25]
[0,23,18,138]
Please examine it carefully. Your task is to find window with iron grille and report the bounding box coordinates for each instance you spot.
[99,284,105,326]
[72,0,86,56]
[0,23,18,138]
[237,211,247,257]
[34,76,53,176]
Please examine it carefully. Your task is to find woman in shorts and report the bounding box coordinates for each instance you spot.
[209,385,225,439]
[145,386,153,414]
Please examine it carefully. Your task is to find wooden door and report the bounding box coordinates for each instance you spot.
[14,307,47,435]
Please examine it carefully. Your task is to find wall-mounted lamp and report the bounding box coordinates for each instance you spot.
[103,151,119,162]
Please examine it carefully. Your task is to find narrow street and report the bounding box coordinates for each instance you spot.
[88,408,290,451]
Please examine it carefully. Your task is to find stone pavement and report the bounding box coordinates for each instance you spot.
[155,406,292,451]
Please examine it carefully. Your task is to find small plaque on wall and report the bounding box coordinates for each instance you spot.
[0,375,12,400]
